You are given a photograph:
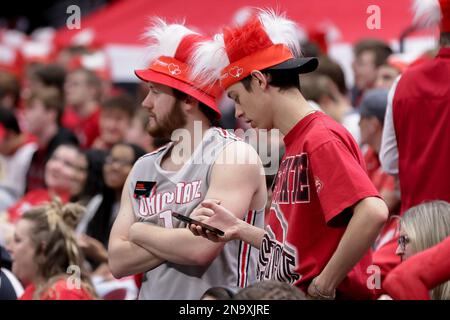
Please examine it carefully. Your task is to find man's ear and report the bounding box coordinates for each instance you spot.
[250,70,270,90]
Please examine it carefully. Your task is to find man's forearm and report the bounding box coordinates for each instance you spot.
[108,237,164,278]
[316,198,388,292]
[236,219,266,249]
[129,223,224,265]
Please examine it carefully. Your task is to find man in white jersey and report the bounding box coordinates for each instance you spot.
[108,19,267,299]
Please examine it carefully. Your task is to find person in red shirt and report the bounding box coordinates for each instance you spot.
[6,144,88,223]
[62,68,102,149]
[384,201,450,300]
[24,87,78,192]
[358,89,401,285]
[351,39,392,107]
[383,235,450,300]
[0,107,37,211]
[188,9,388,299]
[359,88,397,212]
[380,0,450,213]
[7,199,95,300]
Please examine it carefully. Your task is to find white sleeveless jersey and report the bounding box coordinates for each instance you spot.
[127,127,264,299]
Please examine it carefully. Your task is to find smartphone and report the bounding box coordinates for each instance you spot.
[171,212,225,236]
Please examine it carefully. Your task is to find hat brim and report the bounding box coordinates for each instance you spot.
[267,57,319,74]
[135,68,221,119]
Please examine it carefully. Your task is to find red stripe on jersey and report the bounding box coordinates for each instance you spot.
[221,128,229,138]
[238,210,255,287]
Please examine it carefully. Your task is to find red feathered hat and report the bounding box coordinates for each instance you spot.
[191,9,318,90]
[134,19,221,119]
[413,0,450,32]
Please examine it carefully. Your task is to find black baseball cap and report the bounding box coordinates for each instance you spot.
[267,57,319,74]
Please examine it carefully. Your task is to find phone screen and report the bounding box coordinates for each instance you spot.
[172,212,225,236]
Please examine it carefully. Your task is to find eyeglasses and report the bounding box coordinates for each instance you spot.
[105,155,133,167]
[397,234,410,252]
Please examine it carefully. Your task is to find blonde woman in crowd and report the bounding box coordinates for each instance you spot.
[395,201,450,299]
[7,199,95,300]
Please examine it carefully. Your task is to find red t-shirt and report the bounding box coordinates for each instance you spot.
[62,106,101,149]
[7,189,70,223]
[364,147,395,194]
[372,218,401,292]
[20,279,94,300]
[393,47,450,213]
[258,111,380,299]
[364,147,401,283]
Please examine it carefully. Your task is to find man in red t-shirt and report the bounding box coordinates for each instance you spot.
[188,10,388,299]
[359,88,397,210]
[62,68,102,149]
[380,0,450,214]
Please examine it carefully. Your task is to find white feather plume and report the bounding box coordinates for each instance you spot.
[141,18,198,64]
[189,34,230,87]
[189,9,303,86]
[258,8,301,57]
[412,0,442,29]
[232,7,256,26]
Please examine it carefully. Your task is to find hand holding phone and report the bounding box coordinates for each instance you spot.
[172,212,225,236]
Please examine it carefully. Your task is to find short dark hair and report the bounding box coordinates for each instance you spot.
[0,106,21,134]
[34,64,66,93]
[101,94,136,119]
[241,69,301,92]
[354,39,393,67]
[315,56,347,95]
[0,71,20,108]
[172,89,219,125]
[300,74,337,104]
[233,280,307,300]
[28,87,64,125]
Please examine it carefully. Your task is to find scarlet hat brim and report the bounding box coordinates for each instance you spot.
[135,68,221,119]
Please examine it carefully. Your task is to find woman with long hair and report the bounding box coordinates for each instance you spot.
[395,200,450,299]
[8,199,95,300]
[77,143,145,269]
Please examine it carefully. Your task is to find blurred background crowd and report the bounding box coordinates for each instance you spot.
[0,0,448,300]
